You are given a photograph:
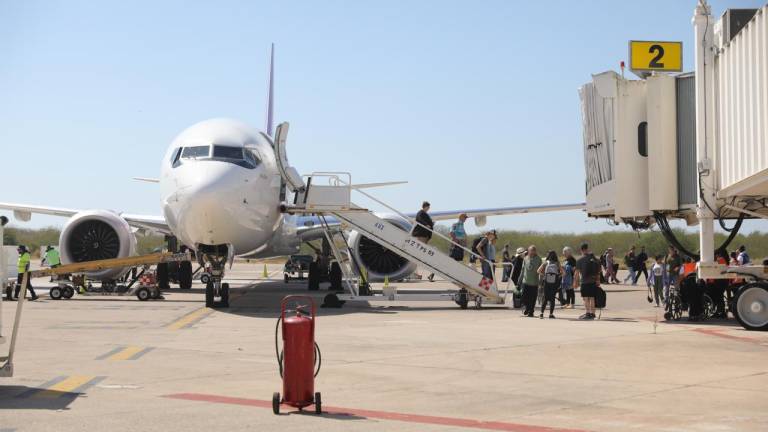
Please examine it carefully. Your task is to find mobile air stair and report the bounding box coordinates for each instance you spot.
[274,123,507,308]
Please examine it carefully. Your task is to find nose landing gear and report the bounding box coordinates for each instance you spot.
[200,248,231,308]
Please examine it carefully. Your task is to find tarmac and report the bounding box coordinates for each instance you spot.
[1,262,767,432]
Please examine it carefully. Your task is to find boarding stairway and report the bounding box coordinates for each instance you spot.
[273,123,505,307]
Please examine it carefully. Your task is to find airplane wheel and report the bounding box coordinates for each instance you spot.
[314,392,322,414]
[136,287,152,301]
[62,286,75,299]
[205,281,215,307]
[49,286,62,300]
[272,392,280,415]
[734,283,768,331]
[220,283,230,308]
[178,261,193,290]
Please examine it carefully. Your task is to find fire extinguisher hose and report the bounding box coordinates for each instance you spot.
[274,316,322,378]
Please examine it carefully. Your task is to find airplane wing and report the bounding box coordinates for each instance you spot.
[422,203,586,222]
[0,202,172,235]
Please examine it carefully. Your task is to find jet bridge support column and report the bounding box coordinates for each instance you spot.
[693,1,717,270]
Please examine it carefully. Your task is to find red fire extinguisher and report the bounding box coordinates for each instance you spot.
[273,295,322,414]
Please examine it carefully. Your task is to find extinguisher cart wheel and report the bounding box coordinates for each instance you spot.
[272,392,280,415]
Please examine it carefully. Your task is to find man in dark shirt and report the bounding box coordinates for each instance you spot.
[574,242,600,320]
[633,246,649,285]
[411,201,435,281]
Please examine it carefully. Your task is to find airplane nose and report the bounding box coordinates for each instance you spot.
[178,164,239,246]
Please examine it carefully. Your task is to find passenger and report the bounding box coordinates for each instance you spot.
[448,213,468,262]
[633,246,649,285]
[664,246,682,303]
[13,245,38,301]
[623,246,636,284]
[475,230,498,280]
[537,250,562,319]
[519,245,542,317]
[650,255,664,307]
[605,248,619,284]
[561,247,576,308]
[737,245,751,265]
[509,247,526,290]
[501,244,512,282]
[411,201,435,281]
[573,242,600,320]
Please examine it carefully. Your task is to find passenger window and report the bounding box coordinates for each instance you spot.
[638,122,648,157]
[182,146,210,159]
[213,146,244,160]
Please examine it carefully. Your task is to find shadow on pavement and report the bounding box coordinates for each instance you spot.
[0,386,82,410]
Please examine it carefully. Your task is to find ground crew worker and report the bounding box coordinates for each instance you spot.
[14,245,38,301]
[43,245,61,268]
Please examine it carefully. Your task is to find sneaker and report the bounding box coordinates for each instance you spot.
[549,314,556,319]
[585,314,595,320]
[579,313,589,320]
[30,296,39,301]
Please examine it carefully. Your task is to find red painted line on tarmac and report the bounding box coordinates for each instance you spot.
[693,328,767,346]
[163,393,588,432]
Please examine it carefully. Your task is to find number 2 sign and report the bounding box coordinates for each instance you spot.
[629,41,682,73]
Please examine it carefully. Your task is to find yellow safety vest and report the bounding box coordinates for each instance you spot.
[46,249,61,266]
[18,252,31,273]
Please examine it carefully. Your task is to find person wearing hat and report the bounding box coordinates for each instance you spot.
[13,245,38,301]
[475,230,498,280]
[43,245,61,269]
[448,213,468,262]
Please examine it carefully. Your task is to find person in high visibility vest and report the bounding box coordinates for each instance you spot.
[14,245,38,301]
[43,245,61,268]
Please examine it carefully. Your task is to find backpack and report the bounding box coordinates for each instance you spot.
[740,252,751,265]
[583,255,601,280]
[595,286,607,309]
[544,262,559,284]
[471,237,484,254]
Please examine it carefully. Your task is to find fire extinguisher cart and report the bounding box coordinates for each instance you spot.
[273,295,322,414]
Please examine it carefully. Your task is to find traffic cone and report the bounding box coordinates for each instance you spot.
[262,264,269,278]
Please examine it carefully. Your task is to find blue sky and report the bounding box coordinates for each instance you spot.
[1,0,765,234]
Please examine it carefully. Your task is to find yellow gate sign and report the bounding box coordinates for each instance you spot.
[629,41,682,73]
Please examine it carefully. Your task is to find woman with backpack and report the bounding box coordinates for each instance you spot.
[561,247,576,308]
[537,250,562,319]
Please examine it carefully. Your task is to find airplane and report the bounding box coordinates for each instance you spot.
[0,45,585,308]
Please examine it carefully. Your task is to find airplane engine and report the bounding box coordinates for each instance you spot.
[347,214,417,282]
[59,210,137,280]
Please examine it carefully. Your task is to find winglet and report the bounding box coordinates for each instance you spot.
[265,43,275,137]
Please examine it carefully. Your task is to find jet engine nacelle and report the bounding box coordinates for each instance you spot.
[347,214,417,282]
[59,210,137,280]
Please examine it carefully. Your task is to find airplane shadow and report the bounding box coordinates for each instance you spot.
[0,386,82,410]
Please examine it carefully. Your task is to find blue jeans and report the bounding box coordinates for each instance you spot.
[481,261,495,280]
[624,269,636,283]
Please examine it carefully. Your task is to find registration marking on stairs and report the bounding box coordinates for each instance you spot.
[166,307,214,330]
[96,346,155,361]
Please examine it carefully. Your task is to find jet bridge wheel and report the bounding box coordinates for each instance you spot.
[734,283,768,331]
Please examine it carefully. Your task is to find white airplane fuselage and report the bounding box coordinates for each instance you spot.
[160,118,285,257]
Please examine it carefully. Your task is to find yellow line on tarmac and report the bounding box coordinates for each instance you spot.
[35,375,95,398]
[108,346,144,361]
[166,307,214,330]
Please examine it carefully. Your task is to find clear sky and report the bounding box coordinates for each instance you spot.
[1,0,765,234]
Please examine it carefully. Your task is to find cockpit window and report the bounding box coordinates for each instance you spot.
[181,146,210,159]
[244,149,260,167]
[213,145,244,160]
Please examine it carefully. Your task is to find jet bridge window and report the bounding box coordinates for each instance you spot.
[181,146,210,159]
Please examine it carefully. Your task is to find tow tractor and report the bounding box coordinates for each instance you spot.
[0,250,191,377]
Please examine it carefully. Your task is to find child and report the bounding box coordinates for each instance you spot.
[650,255,664,307]
[538,250,562,319]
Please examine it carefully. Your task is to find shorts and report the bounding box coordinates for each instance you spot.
[580,282,598,298]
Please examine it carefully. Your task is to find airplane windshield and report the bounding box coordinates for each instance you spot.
[181,146,210,159]
[213,145,244,160]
